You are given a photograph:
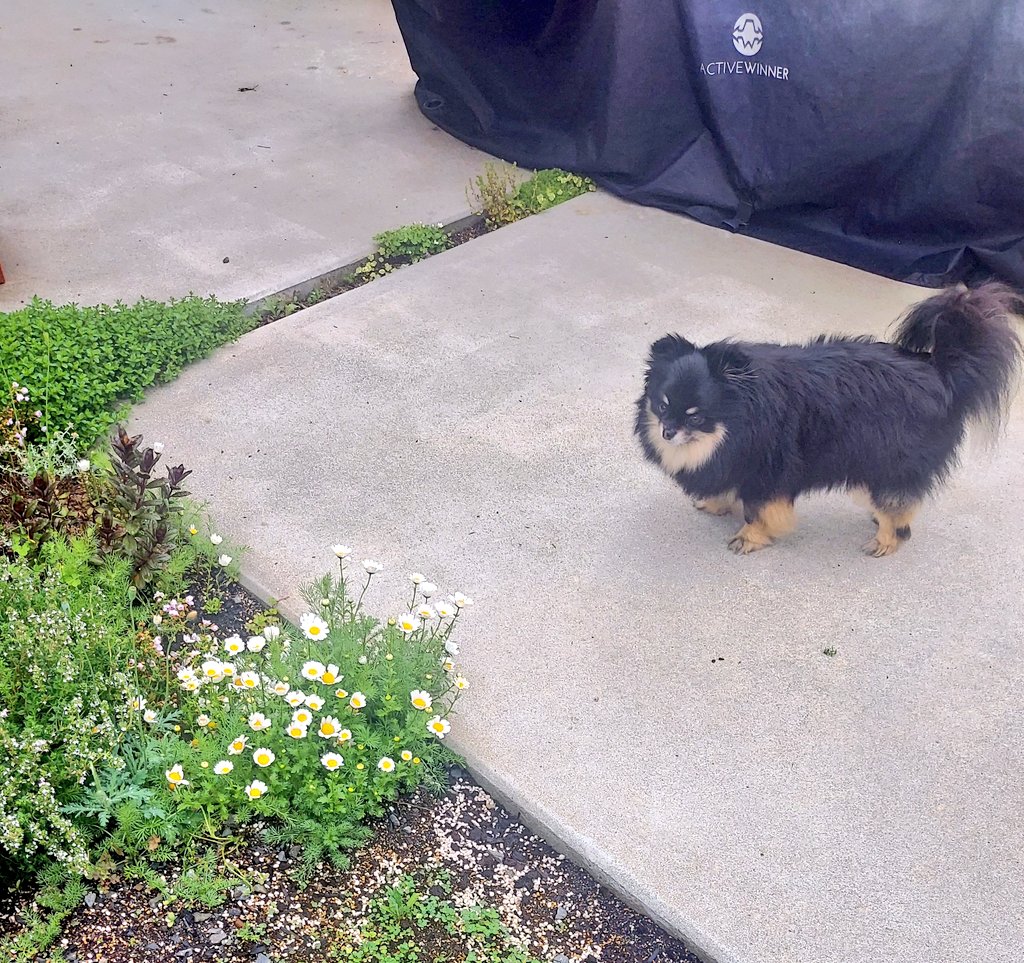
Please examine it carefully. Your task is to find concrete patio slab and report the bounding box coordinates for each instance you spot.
[0,0,488,310]
[132,192,1024,963]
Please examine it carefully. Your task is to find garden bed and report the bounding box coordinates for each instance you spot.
[0,564,698,963]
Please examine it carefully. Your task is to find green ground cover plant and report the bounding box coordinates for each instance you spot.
[0,296,251,449]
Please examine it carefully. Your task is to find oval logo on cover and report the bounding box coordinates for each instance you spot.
[732,13,764,57]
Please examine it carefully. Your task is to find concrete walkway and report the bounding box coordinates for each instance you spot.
[133,192,1024,963]
[0,0,487,310]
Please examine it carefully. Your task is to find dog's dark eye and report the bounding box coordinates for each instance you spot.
[654,398,669,415]
[687,413,702,427]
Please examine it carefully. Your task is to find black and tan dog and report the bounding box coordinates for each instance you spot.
[635,284,1021,555]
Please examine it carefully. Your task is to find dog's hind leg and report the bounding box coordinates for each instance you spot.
[865,499,919,557]
[693,490,740,516]
[728,498,796,554]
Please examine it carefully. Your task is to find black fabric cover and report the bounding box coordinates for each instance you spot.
[390,1,1024,288]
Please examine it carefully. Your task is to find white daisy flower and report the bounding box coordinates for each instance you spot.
[214,760,233,775]
[210,533,223,546]
[436,601,456,618]
[301,660,326,681]
[416,604,436,620]
[247,712,272,732]
[77,458,91,472]
[239,671,260,690]
[377,757,396,773]
[292,708,314,727]
[338,728,353,743]
[130,696,146,712]
[444,640,460,656]
[304,694,325,711]
[286,721,308,740]
[227,735,248,755]
[332,544,352,558]
[362,559,383,574]
[220,661,236,677]
[272,680,290,696]
[452,592,473,608]
[285,690,306,708]
[143,709,157,724]
[263,625,281,641]
[319,663,341,685]
[177,667,197,683]
[182,679,200,692]
[152,441,164,454]
[397,614,420,634]
[196,714,211,727]
[455,676,470,690]
[401,750,413,762]
[245,779,268,799]
[246,636,266,653]
[223,635,244,654]
[409,690,433,711]
[218,554,232,567]
[252,747,275,767]
[419,582,437,598]
[165,764,188,787]
[349,692,366,710]
[357,655,368,665]
[318,715,342,738]
[442,658,455,673]
[320,752,344,771]
[409,572,425,585]
[300,614,329,641]
[427,716,451,739]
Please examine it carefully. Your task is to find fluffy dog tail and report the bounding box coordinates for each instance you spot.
[893,282,1022,435]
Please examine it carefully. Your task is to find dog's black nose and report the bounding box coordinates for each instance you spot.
[662,426,676,441]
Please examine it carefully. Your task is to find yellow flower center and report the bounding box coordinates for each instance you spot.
[356,763,364,770]
[322,672,335,684]
[309,626,321,636]
[321,723,335,735]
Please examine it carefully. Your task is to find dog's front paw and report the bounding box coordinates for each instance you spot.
[862,535,901,558]
[728,526,771,555]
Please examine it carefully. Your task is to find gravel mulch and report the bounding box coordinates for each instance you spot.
[43,777,699,963]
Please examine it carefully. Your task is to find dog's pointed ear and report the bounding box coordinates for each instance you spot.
[647,334,695,364]
[702,341,751,381]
